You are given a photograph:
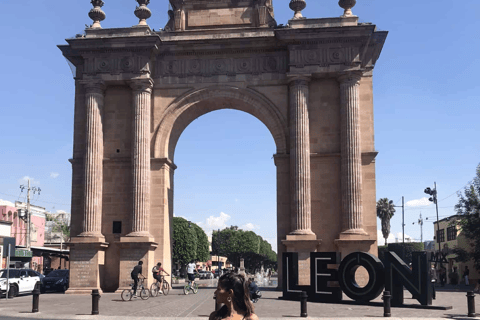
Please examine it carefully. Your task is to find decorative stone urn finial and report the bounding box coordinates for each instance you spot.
[289,0,306,20]
[339,0,357,17]
[135,0,152,26]
[88,0,106,29]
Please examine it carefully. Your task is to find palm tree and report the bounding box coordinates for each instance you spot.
[376,198,396,245]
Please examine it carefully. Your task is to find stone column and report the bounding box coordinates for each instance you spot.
[289,77,314,235]
[79,80,105,238]
[128,78,154,237]
[339,72,366,235]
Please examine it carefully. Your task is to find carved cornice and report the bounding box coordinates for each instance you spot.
[338,71,363,85]
[129,78,154,93]
[151,158,177,170]
[79,80,106,94]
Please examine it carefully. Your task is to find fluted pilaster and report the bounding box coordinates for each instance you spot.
[339,72,366,235]
[289,77,314,235]
[128,78,154,237]
[79,80,105,238]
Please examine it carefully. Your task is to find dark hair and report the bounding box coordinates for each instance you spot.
[157,262,161,266]
[138,261,143,265]
[215,273,254,319]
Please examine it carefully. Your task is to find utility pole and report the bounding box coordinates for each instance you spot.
[20,179,41,251]
[393,196,405,259]
[412,212,424,243]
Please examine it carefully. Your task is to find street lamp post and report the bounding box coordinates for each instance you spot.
[393,196,405,260]
[424,182,440,265]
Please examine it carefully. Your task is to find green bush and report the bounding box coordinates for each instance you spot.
[377,245,388,262]
[387,242,425,265]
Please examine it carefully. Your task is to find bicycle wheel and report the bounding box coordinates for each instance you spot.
[150,283,159,297]
[162,281,170,296]
[183,284,189,295]
[121,289,133,301]
[140,288,150,300]
[192,283,198,294]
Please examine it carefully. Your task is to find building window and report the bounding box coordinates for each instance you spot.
[437,229,445,243]
[113,221,122,234]
[447,226,457,241]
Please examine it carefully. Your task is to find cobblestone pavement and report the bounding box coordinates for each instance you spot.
[0,282,479,320]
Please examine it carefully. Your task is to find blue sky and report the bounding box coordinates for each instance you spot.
[0,1,479,251]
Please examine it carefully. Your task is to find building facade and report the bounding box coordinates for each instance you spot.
[0,201,45,269]
[60,0,388,293]
[434,215,479,286]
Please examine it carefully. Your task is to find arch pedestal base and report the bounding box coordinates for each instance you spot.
[66,238,108,295]
[282,234,322,286]
[115,237,158,293]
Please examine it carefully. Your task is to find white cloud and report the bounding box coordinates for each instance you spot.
[50,172,59,179]
[56,210,67,214]
[406,197,432,207]
[0,199,15,207]
[378,230,418,245]
[18,176,40,185]
[241,223,259,231]
[206,212,231,229]
[377,230,396,246]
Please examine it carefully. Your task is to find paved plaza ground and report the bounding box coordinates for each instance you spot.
[0,280,478,320]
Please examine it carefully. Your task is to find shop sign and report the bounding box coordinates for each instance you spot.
[14,249,32,257]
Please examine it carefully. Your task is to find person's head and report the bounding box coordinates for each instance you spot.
[215,273,254,315]
[157,262,161,267]
[138,261,143,266]
[465,266,469,270]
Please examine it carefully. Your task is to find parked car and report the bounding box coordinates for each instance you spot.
[0,269,42,297]
[204,271,214,279]
[41,269,69,293]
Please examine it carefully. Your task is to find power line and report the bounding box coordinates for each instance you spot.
[0,191,70,206]
[438,180,473,202]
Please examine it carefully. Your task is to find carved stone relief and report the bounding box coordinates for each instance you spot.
[83,55,151,75]
[156,54,287,77]
[290,47,361,68]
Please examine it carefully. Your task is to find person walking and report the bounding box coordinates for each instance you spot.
[131,261,144,298]
[430,264,437,300]
[463,266,470,286]
[210,273,259,320]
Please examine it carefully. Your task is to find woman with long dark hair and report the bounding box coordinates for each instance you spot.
[210,273,259,320]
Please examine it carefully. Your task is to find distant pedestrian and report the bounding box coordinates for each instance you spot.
[210,273,259,320]
[463,266,470,286]
[439,267,446,287]
[430,265,437,300]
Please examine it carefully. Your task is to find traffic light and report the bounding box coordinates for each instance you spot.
[424,186,437,204]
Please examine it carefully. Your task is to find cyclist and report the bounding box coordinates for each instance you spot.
[187,260,198,287]
[152,262,169,293]
[131,260,145,298]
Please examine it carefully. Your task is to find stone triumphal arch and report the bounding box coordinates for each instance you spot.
[60,0,387,293]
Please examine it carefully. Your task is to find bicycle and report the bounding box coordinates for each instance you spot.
[121,278,150,301]
[183,280,198,295]
[150,277,170,297]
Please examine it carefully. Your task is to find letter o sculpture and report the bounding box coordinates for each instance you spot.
[338,252,385,302]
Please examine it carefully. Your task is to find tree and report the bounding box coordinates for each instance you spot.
[212,227,277,273]
[172,217,210,273]
[376,198,395,245]
[453,163,480,272]
[45,213,70,241]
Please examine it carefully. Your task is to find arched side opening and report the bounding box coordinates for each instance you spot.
[150,85,289,288]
